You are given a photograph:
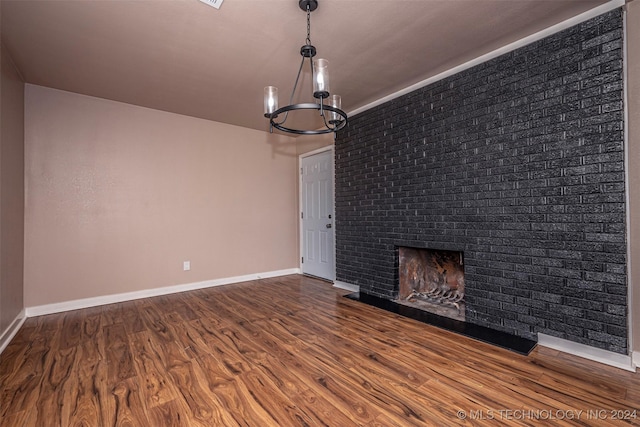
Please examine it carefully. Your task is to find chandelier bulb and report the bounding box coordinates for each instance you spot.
[264,86,278,117]
[313,59,330,99]
[329,95,342,124]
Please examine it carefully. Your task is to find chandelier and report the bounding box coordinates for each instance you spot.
[263,0,348,136]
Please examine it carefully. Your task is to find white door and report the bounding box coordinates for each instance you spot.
[301,150,335,280]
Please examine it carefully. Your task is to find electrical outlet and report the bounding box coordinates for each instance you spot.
[183,261,191,271]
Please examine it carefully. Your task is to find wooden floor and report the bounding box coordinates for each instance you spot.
[1,275,639,426]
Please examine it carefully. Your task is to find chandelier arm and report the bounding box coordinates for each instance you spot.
[290,54,306,106]
[320,107,333,130]
[319,103,347,134]
[310,57,315,100]
[305,4,316,100]
[275,54,307,127]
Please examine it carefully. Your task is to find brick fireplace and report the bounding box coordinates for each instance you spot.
[335,9,628,354]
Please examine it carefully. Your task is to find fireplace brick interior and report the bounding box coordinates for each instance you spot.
[335,9,628,354]
[398,247,466,322]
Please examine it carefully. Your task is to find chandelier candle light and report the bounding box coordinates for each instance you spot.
[263,0,347,135]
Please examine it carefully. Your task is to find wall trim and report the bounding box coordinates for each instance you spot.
[622,1,636,367]
[299,145,335,159]
[25,268,300,317]
[538,333,635,372]
[348,0,625,118]
[633,351,640,368]
[333,280,359,293]
[0,309,27,355]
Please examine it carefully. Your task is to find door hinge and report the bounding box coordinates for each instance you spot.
[301,212,304,219]
[300,167,303,175]
[301,257,304,264]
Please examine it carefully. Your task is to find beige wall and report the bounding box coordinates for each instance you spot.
[0,41,25,333]
[296,134,334,157]
[627,0,640,355]
[24,85,298,307]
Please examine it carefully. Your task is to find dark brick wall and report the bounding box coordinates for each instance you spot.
[335,9,627,354]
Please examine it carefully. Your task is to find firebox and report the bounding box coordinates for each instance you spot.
[397,247,465,321]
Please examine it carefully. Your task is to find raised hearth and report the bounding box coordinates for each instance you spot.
[345,292,537,355]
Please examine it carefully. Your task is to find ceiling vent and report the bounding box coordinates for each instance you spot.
[198,0,223,10]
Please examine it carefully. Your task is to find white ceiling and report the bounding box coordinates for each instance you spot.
[1,0,615,134]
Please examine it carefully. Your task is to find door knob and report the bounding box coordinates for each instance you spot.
[326,224,332,228]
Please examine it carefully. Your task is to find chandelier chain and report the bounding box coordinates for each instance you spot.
[306,6,311,45]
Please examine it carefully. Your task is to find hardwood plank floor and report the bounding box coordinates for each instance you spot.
[1,274,639,426]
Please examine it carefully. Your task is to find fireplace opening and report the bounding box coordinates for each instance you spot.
[397,247,465,322]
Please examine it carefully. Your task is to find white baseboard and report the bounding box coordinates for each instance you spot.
[333,280,359,293]
[538,333,635,372]
[25,268,300,317]
[633,351,639,369]
[0,309,27,355]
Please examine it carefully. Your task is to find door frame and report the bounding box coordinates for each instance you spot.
[299,145,336,281]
